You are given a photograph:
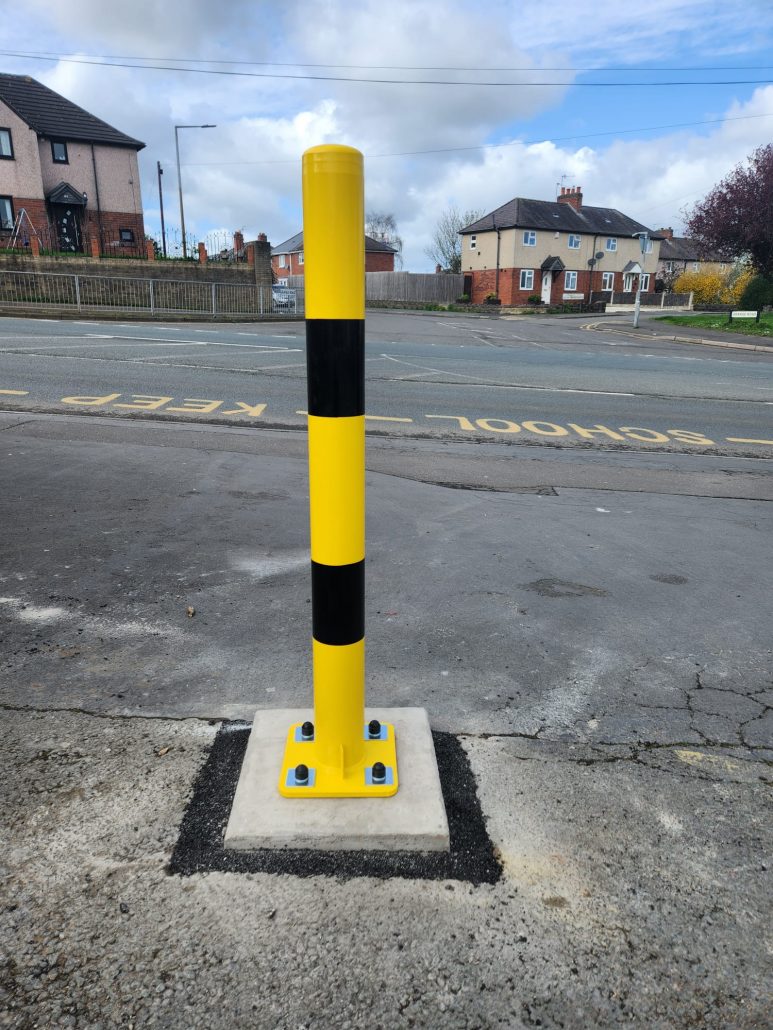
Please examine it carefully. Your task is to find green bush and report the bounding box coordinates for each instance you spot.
[455,294,469,303]
[527,294,542,305]
[739,274,773,309]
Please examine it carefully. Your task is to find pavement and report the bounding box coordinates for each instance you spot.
[1,408,772,1028]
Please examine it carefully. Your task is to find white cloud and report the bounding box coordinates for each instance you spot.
[5,1,773,268]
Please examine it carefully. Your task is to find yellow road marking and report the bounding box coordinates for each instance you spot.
[221,402,267,417]
[166,399,223,414]
[726,437,773,445]
[114,395,174,410]
[0,389,29,395]
[675,750,740,772]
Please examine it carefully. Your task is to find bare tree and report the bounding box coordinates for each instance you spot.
[425,206,483,273]
[365,211,403,269]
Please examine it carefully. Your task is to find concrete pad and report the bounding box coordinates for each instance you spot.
[224,707,449,852]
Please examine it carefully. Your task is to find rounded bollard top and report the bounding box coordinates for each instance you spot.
[302,142,365,320]
[303,143,363,160]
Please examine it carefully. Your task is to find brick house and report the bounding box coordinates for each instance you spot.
[271,230,396,282]
[460,187,662,305]
[655,228,731,284]
[0,73,145,254]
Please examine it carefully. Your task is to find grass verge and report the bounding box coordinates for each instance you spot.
[656,313,773,337]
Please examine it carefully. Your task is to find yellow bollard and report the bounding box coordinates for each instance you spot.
[278,144,398,798]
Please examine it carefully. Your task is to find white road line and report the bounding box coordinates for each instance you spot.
[379,354,635,395]
[84,333,301,352]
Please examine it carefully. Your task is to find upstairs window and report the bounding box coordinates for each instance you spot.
[606,237,617,251]
[522,230,536,246]
[641,237,653,253]
[469,235,477,250]
[568,234,581,249]
[51,140,68,163]
[0,128,13,160]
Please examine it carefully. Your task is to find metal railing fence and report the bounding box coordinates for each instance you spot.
[0,270,303,316]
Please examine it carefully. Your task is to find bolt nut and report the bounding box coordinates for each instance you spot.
[294,763,309,784]
[372,761,386,784]
[368,719,382,739]
[301,721,314,740]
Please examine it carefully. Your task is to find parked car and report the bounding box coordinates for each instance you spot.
[272,286,296,309]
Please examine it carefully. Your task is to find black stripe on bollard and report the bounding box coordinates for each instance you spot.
[311,560,365,645]
[306,319,365,418]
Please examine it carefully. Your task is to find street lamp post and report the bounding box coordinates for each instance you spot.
[632,231,650,329]
[174,124,216,259]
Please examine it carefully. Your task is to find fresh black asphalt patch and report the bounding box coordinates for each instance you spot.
[169,724,502,883]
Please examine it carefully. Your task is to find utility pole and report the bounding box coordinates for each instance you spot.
[157,161,167,258]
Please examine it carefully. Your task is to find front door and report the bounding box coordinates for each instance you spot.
[541,270,552,304]
[51,204,82,253]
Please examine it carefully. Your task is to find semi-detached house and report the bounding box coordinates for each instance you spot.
[460,187,661,306]
[0,73,145,254]
[271,230,396,282]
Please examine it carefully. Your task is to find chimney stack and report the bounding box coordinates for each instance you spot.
[557,185,583,211]
[656,227,674,239]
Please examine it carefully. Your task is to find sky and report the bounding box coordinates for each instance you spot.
[2,0,773,270]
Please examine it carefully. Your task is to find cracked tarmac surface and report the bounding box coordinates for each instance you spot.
[1,711,771,1029]
[1,416,771,1027]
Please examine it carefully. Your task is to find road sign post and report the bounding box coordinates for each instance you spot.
[278,144,398,798]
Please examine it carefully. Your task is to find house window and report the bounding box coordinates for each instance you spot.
[0,128,13,160]
[119,227,135,243]
[692,261,699,271]
[643,238,653,253]
[298,252,304,265]
[51,140,68,163]
[522,230,536,247]
[469,235,477,250]
[639,273,650,291]
[568,234,581,249]
[565,271,577,290]
[665,261,673,272]
[0,195,13,230]
[624,274,634,291]
[520,269,534,290]
[606,237,617,251]
[602,272,614,291]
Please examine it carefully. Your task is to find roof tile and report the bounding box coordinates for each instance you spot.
[0,73,144,149]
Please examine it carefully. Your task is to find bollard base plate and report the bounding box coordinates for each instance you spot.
[225,708,448,851]
[278,721,398,798]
